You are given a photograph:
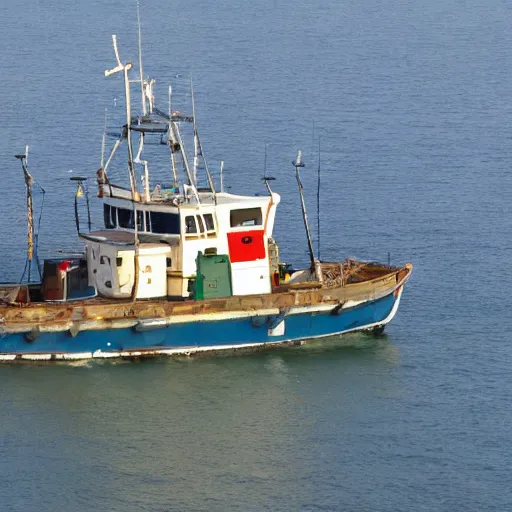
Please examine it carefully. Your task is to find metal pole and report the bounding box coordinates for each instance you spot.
[15,149,35,282]
[191,78,198,186]
[316,136,321,260]
[85,182,92,232]
[74,190,80,234]
[168,86,179,188]
[105,35,139,300]
[137,0,146,117]
[293,151,315,268]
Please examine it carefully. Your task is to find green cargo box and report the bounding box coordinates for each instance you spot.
[195,252,232,300]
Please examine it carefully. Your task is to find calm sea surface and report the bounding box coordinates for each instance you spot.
[1,0,511,510]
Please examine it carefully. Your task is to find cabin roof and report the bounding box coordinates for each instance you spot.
[80,230,179,246]
[103,190,280,209]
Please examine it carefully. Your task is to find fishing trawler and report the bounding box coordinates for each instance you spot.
[0,32,412,362]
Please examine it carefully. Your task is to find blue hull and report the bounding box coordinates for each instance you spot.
[0,290,402,360]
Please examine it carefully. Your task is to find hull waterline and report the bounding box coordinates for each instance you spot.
[0,287,403,362]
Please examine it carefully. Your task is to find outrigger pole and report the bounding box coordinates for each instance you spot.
[293,150,316,270]
[105,35,140,300]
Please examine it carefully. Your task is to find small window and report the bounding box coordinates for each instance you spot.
[116,257,123,267]
[118,208,134,229]
[196,215,205,233]
[104,204,115,229]
[166,257,172,268]
[185,216,197,234]
[230,207,262,227]
[137,210,144,231]
[145,211,151,232]
[204,213,215,232]
[150,211,180,234]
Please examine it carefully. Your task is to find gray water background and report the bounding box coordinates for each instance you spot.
[1,0,511,510]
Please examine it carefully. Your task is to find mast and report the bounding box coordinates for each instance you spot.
[105,35,140,300]
[15,146,35,282]
[134,134,150,202]
[168,86,179,188]
[105,36,137,196]
[137,0,146,117]
[191,78,199,185]
[293,150,315,269]
[135,1,149,200]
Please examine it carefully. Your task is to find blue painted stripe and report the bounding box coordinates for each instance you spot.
[0,292,397,356]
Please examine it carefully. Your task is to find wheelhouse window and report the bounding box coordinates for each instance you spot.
[118,208,134,229]
[150,211,180,235]
[196,215,205,233]
[204,213,215,232]
[137,211,144,231]
[104,204,115,229]
[185,215,197,234]
[230,207,262,227]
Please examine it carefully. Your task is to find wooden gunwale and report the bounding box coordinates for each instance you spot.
[0,263,412,330]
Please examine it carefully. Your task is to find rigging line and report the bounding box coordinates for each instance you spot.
[317,136,321,261]
[35,188,45,236]
[101,108,108,168]
[33,187,45,280]
[84,180,92,232]
[263,143,267,176]
[191,76,198,185]
[18,259,29,285]
[190,77,216,200]
[311,120,315,155]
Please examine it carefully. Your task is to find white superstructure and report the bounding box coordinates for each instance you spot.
[77,33,284,301]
